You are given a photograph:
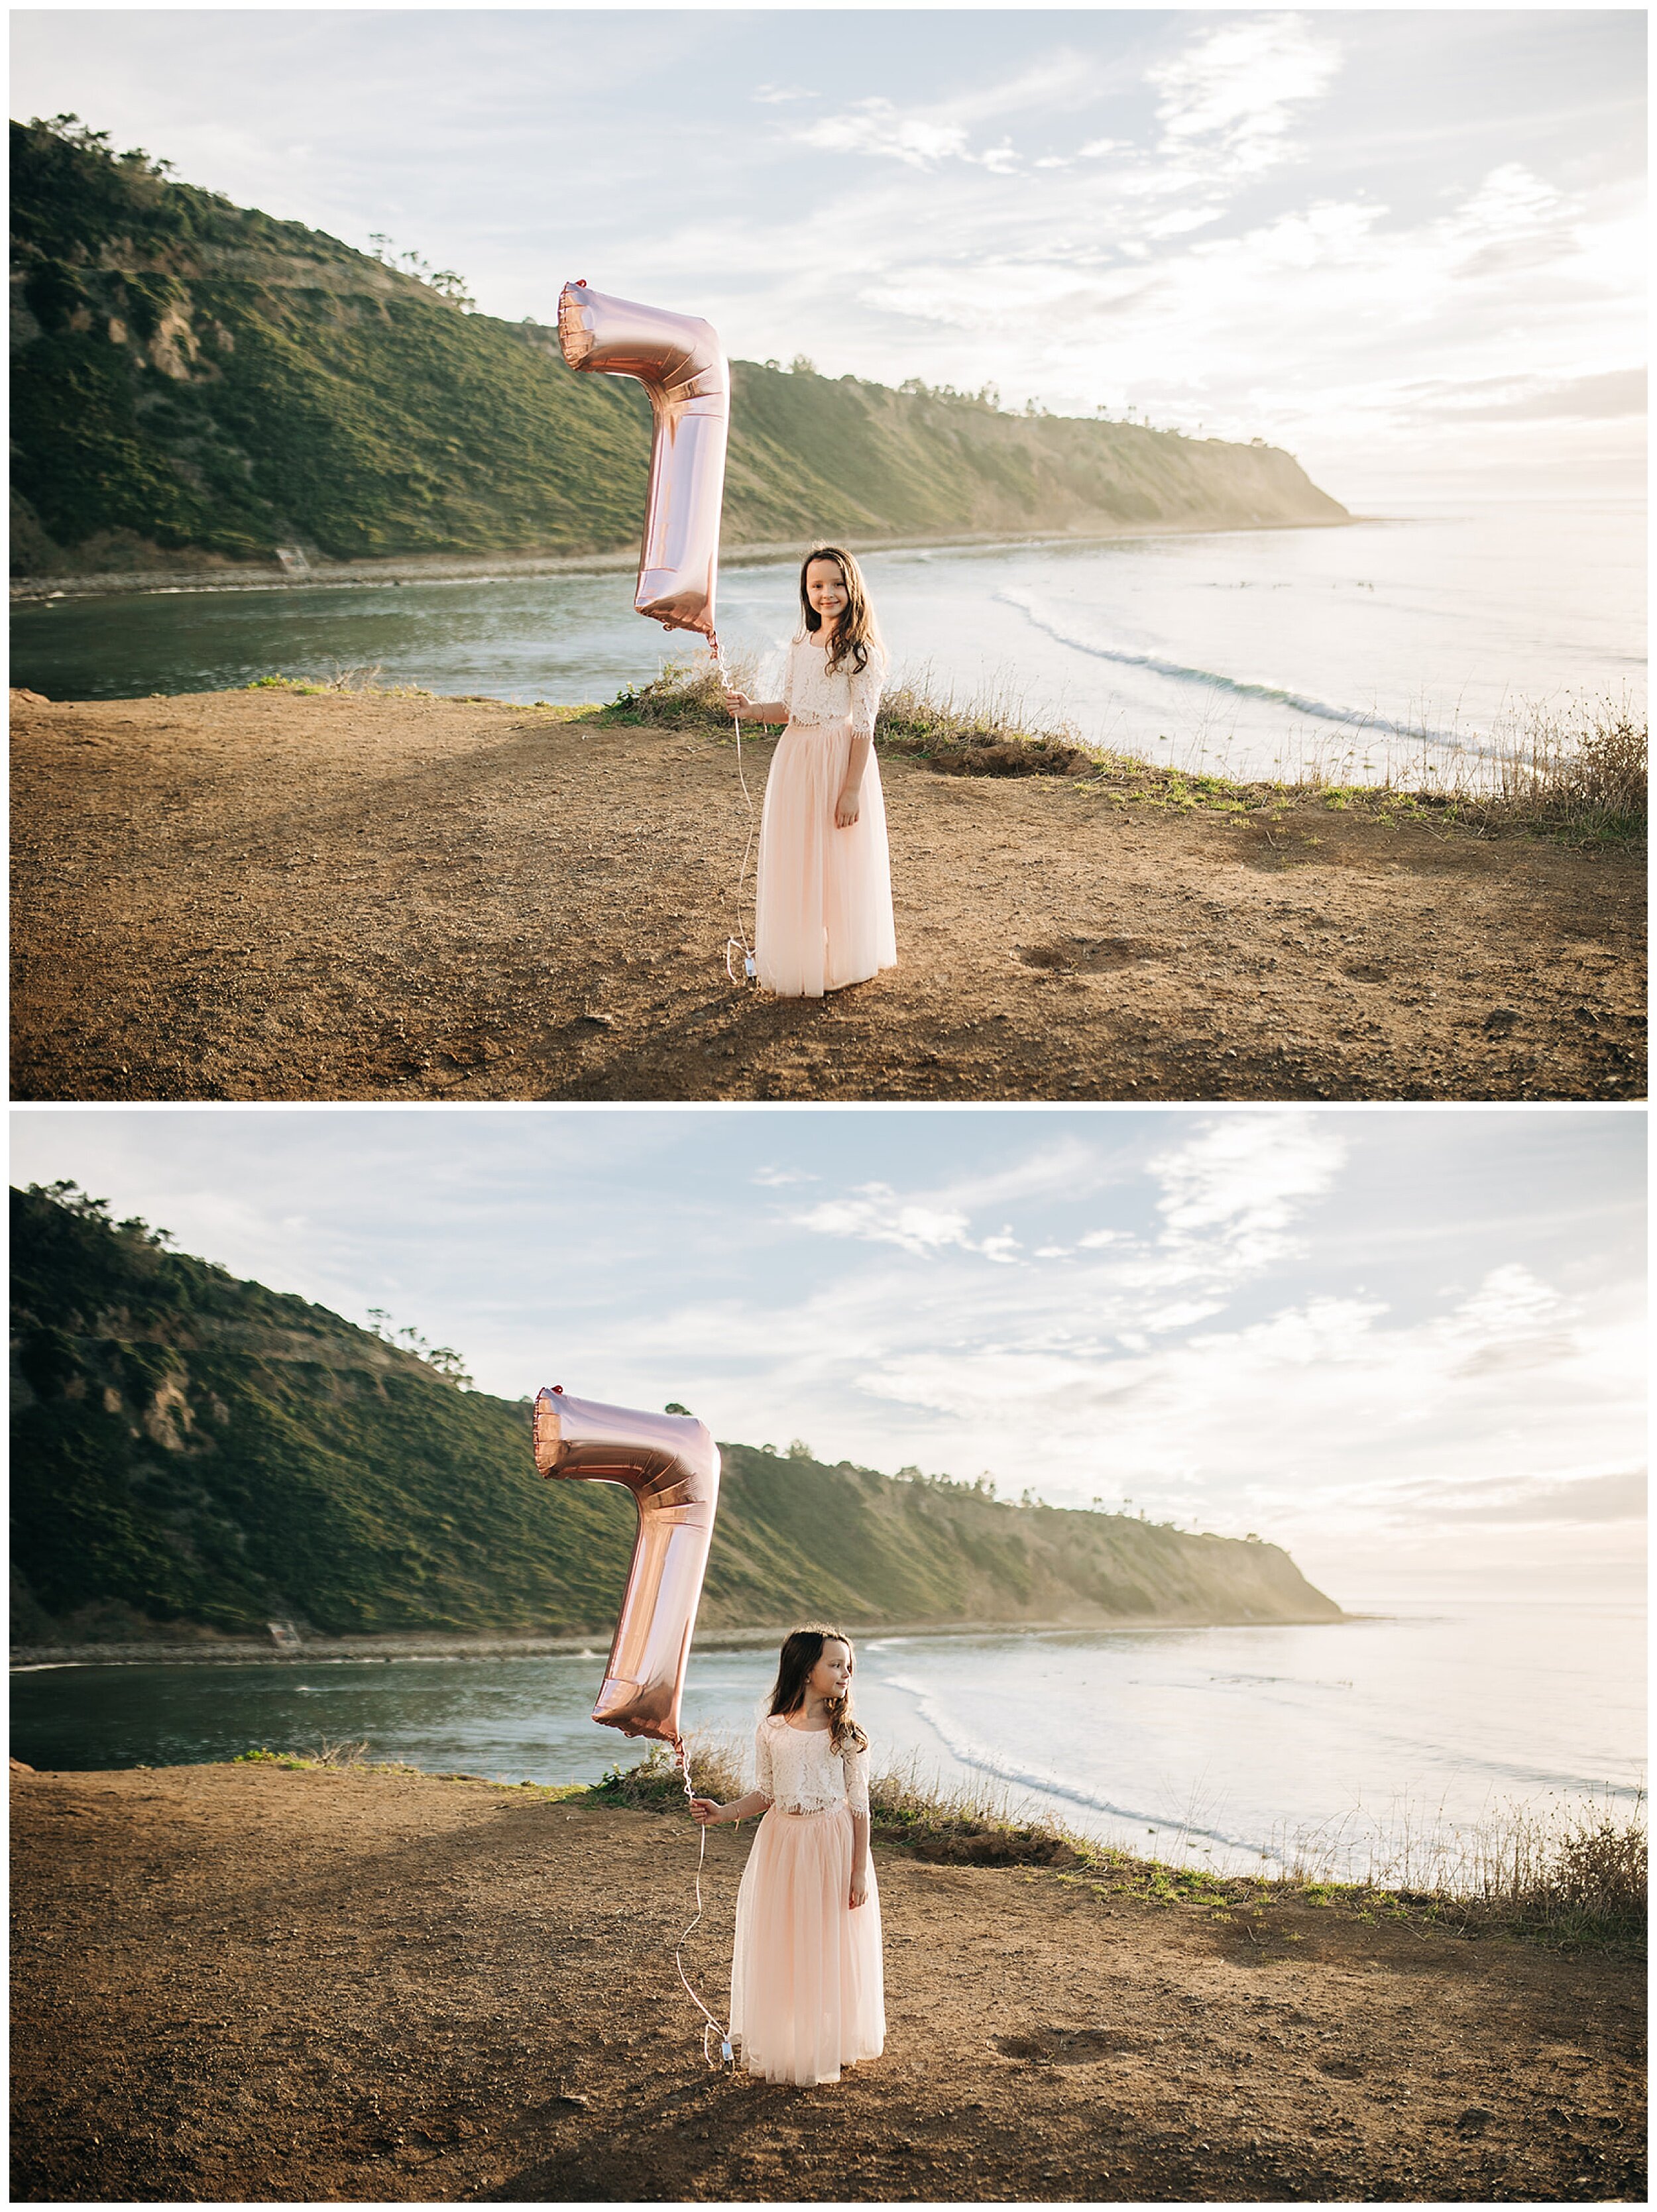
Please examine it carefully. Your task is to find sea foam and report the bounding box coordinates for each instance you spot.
[993,586,1470,748]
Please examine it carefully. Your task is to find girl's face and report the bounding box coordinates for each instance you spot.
[808,1638,852,1702]
[805,559,849,628]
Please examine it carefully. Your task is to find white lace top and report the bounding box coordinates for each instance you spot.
[779,635,886,740]
[754,1714,872,1816]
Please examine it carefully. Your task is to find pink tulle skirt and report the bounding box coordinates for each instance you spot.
[730,1806,885,2087]
[754,720,897,999]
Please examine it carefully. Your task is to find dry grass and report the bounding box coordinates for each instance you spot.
[231,1742,585,1798]
[604,656,1096,779]
[235,1736,374,1769]
[876,670,1096,781]
[1271,1785,1647,1926]
[604,653,748,728]
[864,1751,1080,1865]
[246,663,391,696]
[233,654,1646,849]
[591,1735,1078,1865]
[233,1727,1644,1953]
[1459,1791,1648,1946]
[595,1739,1646,1952]
[604,660,1646,850]
[1160,1789,1648,1953]
[589,1734,747,1811]
[1462,694,1648,846]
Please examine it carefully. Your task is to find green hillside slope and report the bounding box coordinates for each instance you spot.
[10,115,1348,579]
[10,1184,1342,1646]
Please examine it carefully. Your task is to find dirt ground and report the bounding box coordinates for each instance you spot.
[9,688,1646,1102]
[10,1761,1646,2205]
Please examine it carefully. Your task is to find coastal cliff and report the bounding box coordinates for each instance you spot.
[9,115,1348,582]
[10,1183,1342,1649]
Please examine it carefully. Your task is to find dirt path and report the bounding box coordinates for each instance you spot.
[10,689,1645,1101]
[10,1762,1644,2204]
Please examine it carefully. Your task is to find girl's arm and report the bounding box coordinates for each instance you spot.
[844,1739,872,1906]
[723,692,789,725]
[689,1789,770,1825]
[848,1811,870,1909]
[727,649,791,727]
[834,732,872,828]
[689,1717,774,1824]
[835,653,885,828]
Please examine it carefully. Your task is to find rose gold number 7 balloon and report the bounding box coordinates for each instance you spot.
[557,280,730,642]
[533,1386,721,1746]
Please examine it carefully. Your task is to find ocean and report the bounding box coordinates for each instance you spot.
[13,1596,1642,1884]
[11,494,1644,788]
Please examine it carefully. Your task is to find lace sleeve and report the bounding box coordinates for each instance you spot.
[842,1740,870,1817]
[754,1720,775,1802]
[845,649,884,742]
[845,650,885,738]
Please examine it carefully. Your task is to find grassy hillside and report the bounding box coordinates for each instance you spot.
[11,1184,1342,1646]
[10,115,1348,579]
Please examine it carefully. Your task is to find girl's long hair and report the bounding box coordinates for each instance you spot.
[768,1623,868,1755]
[798,545,881,678]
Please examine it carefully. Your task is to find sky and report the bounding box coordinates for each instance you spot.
[11,1103,1646,1608]
[10,7,1646,504]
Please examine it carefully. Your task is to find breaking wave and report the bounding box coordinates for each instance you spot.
[994,587,1469,748]
[880,1673,1261,1857]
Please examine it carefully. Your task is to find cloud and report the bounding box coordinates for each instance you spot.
[1141,1299,1228,1334]
[787,1138,1117,1259]
[785,1117,1344,1305]
[1147,13,1343,178]
[1452,160,1574,256]
[795,101,1025,177]
[695,101,1638,490]
[1410,367,1646,423]
[1435,1264,1577,1378]
[794,1184,977,1257]
[643,1213,1641,1585]
[785,52,1113,177]
[792,1184,1026,1264]
[1419,1468,1646,1526]
[1149,1113,1347,1273]
[797,98,971,170]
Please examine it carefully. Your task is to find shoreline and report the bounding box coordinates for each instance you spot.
[9,513,1359,606]
[9,1608,1355,1670]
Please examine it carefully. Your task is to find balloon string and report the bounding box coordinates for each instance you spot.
[675,1739,735,2069]
[710,633,758,987]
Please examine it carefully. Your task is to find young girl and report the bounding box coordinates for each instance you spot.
[689,1624,885,2087]
[723,547,898,999]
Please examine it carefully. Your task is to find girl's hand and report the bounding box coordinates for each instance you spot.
[723,690,751,716]
[834,785,862,829]
[689,1797,722,1826]
[849,1869,868,1910]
